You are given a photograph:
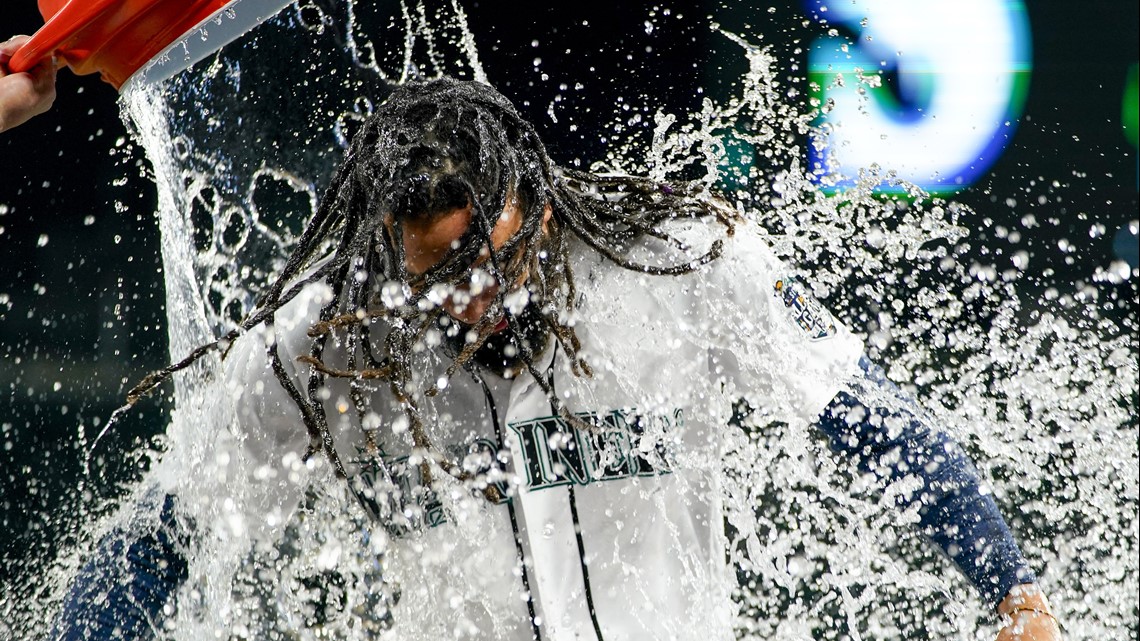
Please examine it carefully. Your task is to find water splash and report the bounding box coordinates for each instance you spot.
[7,1,1135,639]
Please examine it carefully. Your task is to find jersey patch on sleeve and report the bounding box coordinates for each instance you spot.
[773,276,838,341]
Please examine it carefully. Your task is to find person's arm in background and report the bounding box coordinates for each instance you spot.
[0,35,56,132]
[816,357,1062,641]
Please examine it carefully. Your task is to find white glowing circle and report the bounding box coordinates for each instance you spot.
[808,0,1031,192]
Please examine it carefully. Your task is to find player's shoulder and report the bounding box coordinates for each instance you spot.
[662,217,786,294]
[223,278,336,380]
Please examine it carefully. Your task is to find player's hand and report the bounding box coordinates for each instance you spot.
[995,584,1063,641]
[0,35,58,133]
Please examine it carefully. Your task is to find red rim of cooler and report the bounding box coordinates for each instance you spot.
[10,0,238,89]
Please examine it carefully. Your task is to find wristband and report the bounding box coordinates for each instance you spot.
[1006,607,1060,629]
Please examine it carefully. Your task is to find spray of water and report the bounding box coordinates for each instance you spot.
[4,1,1134,639]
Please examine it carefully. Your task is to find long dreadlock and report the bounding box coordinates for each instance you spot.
[128,77,737,504]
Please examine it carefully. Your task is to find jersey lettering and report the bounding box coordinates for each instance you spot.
[351,408,682,535]
[509,408,681,492]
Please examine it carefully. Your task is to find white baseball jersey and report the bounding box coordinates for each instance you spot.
[221,219,864,640]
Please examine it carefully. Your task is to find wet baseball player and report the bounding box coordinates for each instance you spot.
[56,78,1062,641]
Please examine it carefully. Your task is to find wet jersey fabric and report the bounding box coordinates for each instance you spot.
[219,221,863,639]
[818,358,1036,607]
[51,492,187,641]
[209,220,1024,640]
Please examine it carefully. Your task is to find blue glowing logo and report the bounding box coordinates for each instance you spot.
[806,0,1032,194]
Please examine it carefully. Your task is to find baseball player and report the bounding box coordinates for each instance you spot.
[55,78,1061,641]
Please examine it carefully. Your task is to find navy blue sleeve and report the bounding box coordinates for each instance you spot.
[815,356,1035,608]
[52,491,188,640]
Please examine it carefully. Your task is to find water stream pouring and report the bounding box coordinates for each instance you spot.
[6,0,294,90]
[2,3,1133,638]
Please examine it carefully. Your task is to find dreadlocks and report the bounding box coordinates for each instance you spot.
[129,77,737,501]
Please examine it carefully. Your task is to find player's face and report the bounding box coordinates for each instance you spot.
[397,198,550,329]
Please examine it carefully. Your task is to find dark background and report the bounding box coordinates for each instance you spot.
[2,2,171,601]
[2,0,1137,602]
